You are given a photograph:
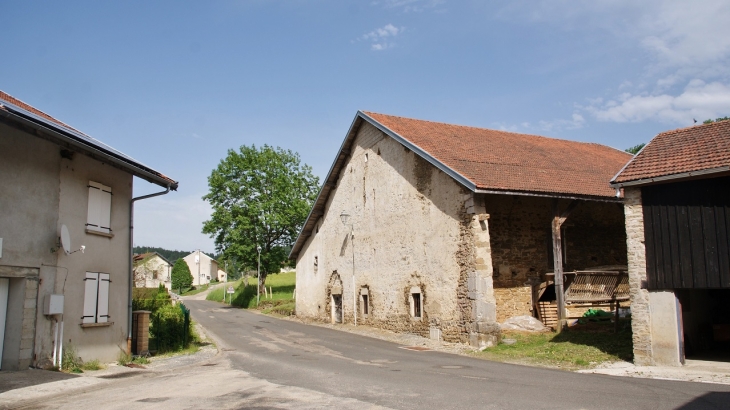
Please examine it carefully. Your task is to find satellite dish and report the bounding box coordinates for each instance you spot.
[60,225,71,255]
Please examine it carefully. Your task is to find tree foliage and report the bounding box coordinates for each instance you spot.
[171,259,193,294]
[133,246,195,264]
[625,143,645,155]
[703,116,730,124]
[202,145,319,289]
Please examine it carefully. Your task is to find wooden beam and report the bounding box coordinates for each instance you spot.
[552,199,577,332]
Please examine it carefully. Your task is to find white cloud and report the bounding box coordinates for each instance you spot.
[133,192,216,253]
[497,0,730,126]
[372,0,444,13]
[493,112,585,134]
[585,80,730,124]
[359,24,405,51]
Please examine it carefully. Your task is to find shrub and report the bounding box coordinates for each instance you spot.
[151,303,193,352]
[132,285,171,313]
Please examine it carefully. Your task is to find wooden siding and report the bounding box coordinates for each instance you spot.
[642,176,730,289]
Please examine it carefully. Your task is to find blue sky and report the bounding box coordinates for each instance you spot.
[3,0,729,253]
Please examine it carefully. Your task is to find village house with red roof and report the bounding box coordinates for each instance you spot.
[291,111,632,346]
[0,91,177,369]
[611,120,730,366]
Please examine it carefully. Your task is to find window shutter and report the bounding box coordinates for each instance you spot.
[82,272,99,323]
[97,273,110,323]
[87,181,112,234]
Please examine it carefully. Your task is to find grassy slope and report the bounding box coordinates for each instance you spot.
[207,271,295,315]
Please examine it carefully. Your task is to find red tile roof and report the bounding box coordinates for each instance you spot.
[365,112,632,198]
[612,121,730,185]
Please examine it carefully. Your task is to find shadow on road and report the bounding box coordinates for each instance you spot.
[0,369,80,393]
[673,391,730,409]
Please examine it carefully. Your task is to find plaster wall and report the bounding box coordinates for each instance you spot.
[0,124,57,369]
[0,123,60,268]
[296,122,474,340]
[184,252,218,286]
[48,151,133,363]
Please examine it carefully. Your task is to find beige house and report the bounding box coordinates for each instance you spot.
[217,269,228,282]
[0,91,177,369]
[183,251,218,286]
[133,252,172,289]
[291,111,631,347]
[611,120,730,366]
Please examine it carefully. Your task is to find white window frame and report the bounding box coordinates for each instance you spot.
[86,181,112,235]
[82,272,111,324]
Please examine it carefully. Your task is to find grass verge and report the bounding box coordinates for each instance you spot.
[207,272,295,316]
[478,320,633,370]
[180,284,211,296]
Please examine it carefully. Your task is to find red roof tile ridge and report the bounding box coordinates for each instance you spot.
[0,90,88,136]
[656,120,728,137]
[363,110,629,151]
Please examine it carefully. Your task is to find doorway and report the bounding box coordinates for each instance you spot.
[678,289,730,362]
[332,294,343,324]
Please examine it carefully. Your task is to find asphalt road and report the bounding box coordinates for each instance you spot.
[186,299,730,410]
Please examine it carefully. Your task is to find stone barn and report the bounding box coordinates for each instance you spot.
[291,111,631,347]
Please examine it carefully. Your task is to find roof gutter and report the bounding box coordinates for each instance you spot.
[610,166,730,188]
[474,188,623,203]
[0,107,178,190]
[127,185,171,355]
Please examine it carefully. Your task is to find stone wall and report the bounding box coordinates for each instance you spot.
[493,287,532,323]
[624,187,653,365]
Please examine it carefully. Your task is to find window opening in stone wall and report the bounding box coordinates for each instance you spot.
[332,295,343,324]
[365,153,368,162]
[360,288,369,317]
[410,286,422,319]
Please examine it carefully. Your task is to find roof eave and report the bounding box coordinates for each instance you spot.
[359,111,477,192]
[288,113,367,260]
[0,106,178,190]
[610,166,730,188]
[474,188,623,203]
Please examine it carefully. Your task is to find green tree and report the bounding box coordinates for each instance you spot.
[703,116,730,124]
[202,145,319,292]
[625,143,645,155]
[171,259,192,294]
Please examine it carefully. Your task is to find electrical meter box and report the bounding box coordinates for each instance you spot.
[44,294,64,315]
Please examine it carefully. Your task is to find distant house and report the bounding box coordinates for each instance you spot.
[183,251,218,286]
[133,252,172,289]
[217,268,228,283]
[0,91,177,369]
[611,120,730,366]
[291,111,631,347]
